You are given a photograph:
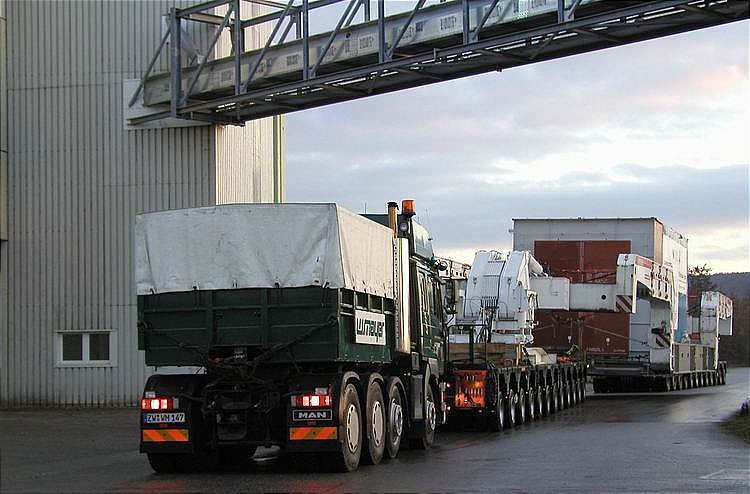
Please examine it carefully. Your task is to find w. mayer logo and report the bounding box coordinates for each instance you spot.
[355,309,386,346]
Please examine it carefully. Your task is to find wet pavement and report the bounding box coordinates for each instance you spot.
[1,367,748,493]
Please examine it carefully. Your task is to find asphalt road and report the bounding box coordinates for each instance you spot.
[2,367,748,494]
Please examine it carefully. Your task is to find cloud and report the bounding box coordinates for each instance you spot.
[284,20,749,271]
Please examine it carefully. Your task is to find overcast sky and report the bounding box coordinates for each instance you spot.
[284,17,749,273]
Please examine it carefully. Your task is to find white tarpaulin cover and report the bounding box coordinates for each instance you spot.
[135,204,395,298]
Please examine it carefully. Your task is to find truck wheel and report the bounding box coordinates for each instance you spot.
[147,453,179,473]
[526,388,536,421]
[330,383,362,472]
[544,386,552,416]
[488,396,506,432]
[517,391,527,424]
[147,451,217,473]
[362,381,386,465]
[579,380,586,402]
[592,378,604,394]
[218,446,257,470]
[534,387,543,418]
[505,390,517,427]
[719,368,726,385]
[409,384,436,449]
[384,380,403,459]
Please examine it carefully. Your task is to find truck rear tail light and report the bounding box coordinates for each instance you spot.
[292,394,332,408]
[141,397,177,410]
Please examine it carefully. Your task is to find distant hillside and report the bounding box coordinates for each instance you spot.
[711,272,750,298]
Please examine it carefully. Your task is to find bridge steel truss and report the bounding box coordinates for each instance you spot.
[128,0,749,125]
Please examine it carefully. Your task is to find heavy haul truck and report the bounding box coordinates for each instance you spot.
[136,201,440,472]
[135,200,589,473]
[511,218,733,393]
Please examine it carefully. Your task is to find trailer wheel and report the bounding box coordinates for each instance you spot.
[541,386,551,416]
[409,384,436,449]
[384,380,403,459]
[719,368,726,385]
[579,380,586,402]
[328,383,362,472]
[505,390,517,427]
[361,381,386,465]
[517,390,527,424]
[534,387,543,418]
[488,396,506,432]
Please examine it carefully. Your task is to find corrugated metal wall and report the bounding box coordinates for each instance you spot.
[213,2,282,205]
[1,0,281,407]
[0,0,8,410]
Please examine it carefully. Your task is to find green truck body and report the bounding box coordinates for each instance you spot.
[139,287,395,366]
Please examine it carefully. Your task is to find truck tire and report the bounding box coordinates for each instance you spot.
[147,453,180,473]
[517,390,527,424]
[409,384,436,449]
[542,386,552,417]
[579,380,586,402]
[384,380,404,459]
[488,396,506,432]
[534,387,543,418]
[330,383,362,472]
[592,378,604,394]
[719,368,726,385]
[362,381,386,465]
[147,451,217,473]
[505,390,517,427]
[218,446,257,470]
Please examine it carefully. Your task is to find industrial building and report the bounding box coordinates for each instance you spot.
[0,0,284,407]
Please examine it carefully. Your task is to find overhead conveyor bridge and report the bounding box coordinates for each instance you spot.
[127,0,749,125]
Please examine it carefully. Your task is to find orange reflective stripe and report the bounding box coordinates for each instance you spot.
[142,429,190,442]
[142,429,164,442]
[289,427,337,441]
[317,427,337,440]
[166,429,189,442]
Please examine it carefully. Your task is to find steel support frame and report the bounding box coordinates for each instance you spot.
[130,0,749,125]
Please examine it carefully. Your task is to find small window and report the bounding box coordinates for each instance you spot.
[89,333,110,361]
[62,333,83,361]
[56,330,117,367]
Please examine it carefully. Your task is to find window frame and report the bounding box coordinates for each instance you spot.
[55,330,118,368]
